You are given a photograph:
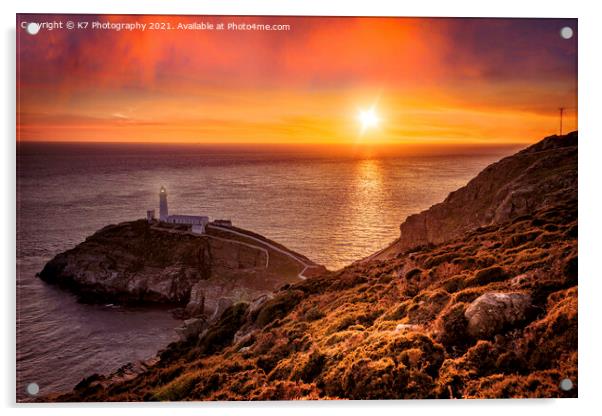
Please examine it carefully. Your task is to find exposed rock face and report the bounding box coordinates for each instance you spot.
[175,317,208,342]
[370,132,577,260]
[38,221,321,316]
[464,292,533,339]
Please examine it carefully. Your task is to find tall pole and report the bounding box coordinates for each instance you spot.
[559,107,565,136]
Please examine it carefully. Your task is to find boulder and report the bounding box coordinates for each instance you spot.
[184,282,206,316]
[249,293,273,316]
[175,317,208,341]
[464,292,532,339]
[395,323,420,333]
[210,297,234,320]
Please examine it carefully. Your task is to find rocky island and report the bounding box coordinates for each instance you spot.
[39,221,324,319]
[42,132,577,400]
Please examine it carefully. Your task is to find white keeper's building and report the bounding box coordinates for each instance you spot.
[146,186,209,234]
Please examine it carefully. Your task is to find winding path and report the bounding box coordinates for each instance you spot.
[204,233,269,268]
[151,223,320,280]
[207,224,320,280]
[150,224,269,268]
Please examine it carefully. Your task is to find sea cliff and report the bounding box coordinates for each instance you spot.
[367,131,577,261]
[39,221,324,318]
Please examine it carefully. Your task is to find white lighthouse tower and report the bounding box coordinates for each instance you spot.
[159,186,169,221]
[148,185,209,233]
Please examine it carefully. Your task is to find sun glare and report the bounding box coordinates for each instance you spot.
[358,107,380,133]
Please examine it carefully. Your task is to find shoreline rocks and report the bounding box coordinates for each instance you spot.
[175,317,208,342]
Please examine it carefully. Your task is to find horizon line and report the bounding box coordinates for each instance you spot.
[15,138,549,147]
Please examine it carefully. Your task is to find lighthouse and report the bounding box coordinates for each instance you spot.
[149,186,209,234]
[159,186,169,221]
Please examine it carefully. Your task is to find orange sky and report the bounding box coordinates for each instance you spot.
[17,15,577,145]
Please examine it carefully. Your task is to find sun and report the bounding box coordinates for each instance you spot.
[358,106,380,133]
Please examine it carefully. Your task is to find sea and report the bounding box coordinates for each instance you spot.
[16,141,521,400]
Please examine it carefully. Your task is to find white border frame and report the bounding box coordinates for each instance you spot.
[3,1,601,415]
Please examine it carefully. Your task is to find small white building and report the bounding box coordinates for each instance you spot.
[149,186,210,234]
[166,214,209,234]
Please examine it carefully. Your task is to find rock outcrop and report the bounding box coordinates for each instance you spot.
[464,292,533,339]
[175,317,208,342]
[38,221,323,317]
[370,131,577,261]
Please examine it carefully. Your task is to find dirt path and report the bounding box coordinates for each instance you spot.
[151,223,320,279]
[205,233,269,268]
[207,224,320,280]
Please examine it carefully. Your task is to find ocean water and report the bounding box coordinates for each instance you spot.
[16,142,520,400]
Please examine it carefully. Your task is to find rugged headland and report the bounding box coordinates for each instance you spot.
[45,132,577,400]
[367,131,577,261]
[39,221,324,319]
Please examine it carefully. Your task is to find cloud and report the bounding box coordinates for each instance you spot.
[16,15,577,144]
